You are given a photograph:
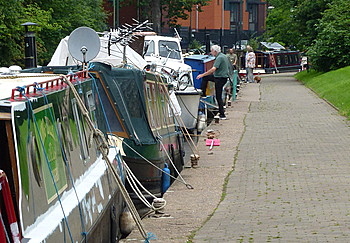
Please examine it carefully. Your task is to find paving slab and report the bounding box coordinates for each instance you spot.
[194,73,350,242]
[121,80,257,243]
[122,72,350,242]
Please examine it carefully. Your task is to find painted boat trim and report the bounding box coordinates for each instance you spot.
[22,150,117,242]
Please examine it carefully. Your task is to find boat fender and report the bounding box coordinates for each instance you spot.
[119,210,135,237]
[197,113,206,132]
[161,163,171,194]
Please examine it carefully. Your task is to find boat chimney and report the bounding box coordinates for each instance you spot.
[21,22,38,69]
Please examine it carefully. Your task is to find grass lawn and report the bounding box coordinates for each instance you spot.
[295,67,350,118]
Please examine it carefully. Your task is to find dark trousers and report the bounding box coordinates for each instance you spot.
[201,75,227,117]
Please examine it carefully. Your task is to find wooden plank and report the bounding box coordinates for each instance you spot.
[0,112,11,120]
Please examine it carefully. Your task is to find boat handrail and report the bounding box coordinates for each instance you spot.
[10,70,87,100]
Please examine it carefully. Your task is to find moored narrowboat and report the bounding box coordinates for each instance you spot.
[0,69,129,242]
[88,62,185,197]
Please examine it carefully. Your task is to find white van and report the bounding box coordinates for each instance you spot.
[144,35,193,91]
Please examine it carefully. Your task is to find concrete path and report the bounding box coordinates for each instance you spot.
[194,73,350,242]
[122,72,350,242]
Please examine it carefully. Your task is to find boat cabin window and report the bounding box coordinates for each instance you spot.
[144,40,155,56]
[71,98,90,162]
[158,40,181,60]
[276,55,282,66]
[284,55,289,65]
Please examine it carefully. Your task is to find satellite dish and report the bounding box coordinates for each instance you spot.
[68,27,100,63]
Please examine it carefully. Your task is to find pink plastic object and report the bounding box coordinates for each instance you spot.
[206,139,220,146]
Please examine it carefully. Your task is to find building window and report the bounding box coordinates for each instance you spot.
[229,2,240,31]
[248,3,258,31]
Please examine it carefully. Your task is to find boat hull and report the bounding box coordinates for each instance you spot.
[123,132,184,197]
[89,63,185,196]
[175,87,201,130]
[0,70,127,242]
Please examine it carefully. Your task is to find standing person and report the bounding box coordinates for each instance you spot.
[196,45,229,120]
[245,46,256,83]
[226,48,237,70]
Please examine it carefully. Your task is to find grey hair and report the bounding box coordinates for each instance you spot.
[211,45,221,53]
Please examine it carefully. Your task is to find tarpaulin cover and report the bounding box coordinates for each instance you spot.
[91,62,156,145]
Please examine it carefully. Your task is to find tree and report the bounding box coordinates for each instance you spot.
[23,0,108,65]
[0,0,24,66]
[264,0,331,51]
[121,0,210,33]
[293,0,331,51]
[20,3,59,66]
[264,0,300,48]
[308,0,350,71]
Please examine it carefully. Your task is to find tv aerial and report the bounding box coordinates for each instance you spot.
[68,26,100,66]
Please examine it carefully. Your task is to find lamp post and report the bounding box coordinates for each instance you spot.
[113,0,120,29]
[21,22,38,69]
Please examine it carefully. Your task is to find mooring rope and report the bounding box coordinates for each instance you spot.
[87,67,165,222]
[32,82,88,241]
[147,75,193,189]
[162,83,200,157]
[16,86,75,243]
[61,75,150,241]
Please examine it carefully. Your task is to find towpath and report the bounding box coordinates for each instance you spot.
[122,72,350,242]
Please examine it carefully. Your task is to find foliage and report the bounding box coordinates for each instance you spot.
[188,39,202,50]
[266,0,349,72]
[247,39,260,52]
[295,66,350,117]
[121,0,210,33]
[307,0,350,71]
[21,3,58,66]
[0,0,107,67]
[265,0,332,51]
[265,0,299,49]
[0,0,24,66]
[23,0,108,65]
[293,0,331,50]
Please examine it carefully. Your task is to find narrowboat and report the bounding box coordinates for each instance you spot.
[88,62,185,197]
[48,26,185,197]
[0,69,129,242]
[255,50,302,74]
[143,34,202,131]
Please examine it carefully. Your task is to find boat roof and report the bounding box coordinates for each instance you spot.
[256,50,300,54]
[184,54,215,61]
[0,73,61,100]
[260,42,285,50]
[48,35,147,69]
[144,35,181,43]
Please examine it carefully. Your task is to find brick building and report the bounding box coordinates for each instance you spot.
[176,0,267,50]
[103,0,267,50]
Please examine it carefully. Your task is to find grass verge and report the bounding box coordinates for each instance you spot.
[295,67,350,118]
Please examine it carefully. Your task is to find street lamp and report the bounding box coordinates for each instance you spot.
[21,22,38,69]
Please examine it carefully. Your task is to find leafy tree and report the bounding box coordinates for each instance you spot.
[308,0,350,71]
[265,0,331,51]
[0,0,24,66]
[264,0,300,48]
[121,0,210,33]
[20,3,59,65]
[0,0,108,66]
[23,0,108,65]
[293,0,331,51]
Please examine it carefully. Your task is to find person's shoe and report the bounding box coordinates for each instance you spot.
[219,116,227,120]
